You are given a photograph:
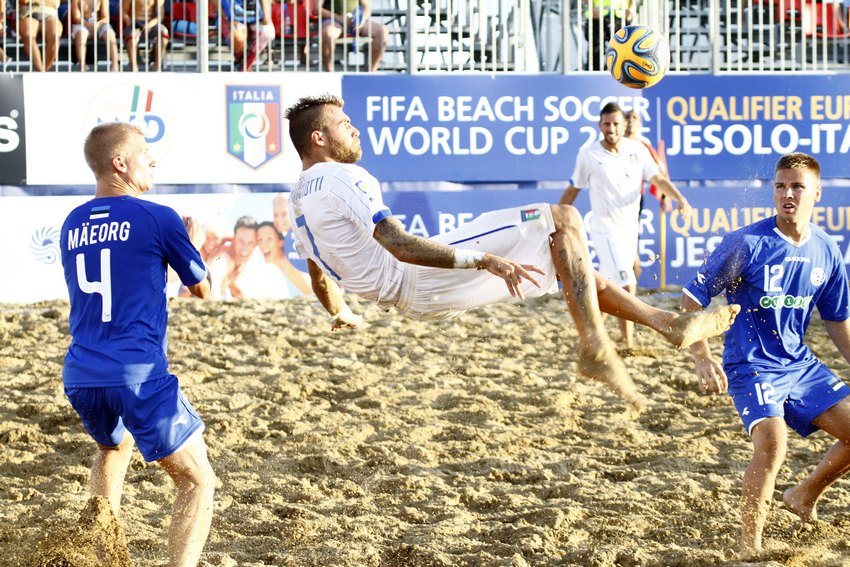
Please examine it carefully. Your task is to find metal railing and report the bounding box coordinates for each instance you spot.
[2,0,848,73]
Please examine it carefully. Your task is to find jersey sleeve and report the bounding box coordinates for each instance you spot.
[816,237,850,321]
[158,206,208,287]
[683,231,748,307]
[570,149,590,189]
[329,166,393,228]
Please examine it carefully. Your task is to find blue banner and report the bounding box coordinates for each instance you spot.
[342,74,850,182]
[381,186,850,289]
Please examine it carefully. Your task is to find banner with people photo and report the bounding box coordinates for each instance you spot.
[4,186,850,304]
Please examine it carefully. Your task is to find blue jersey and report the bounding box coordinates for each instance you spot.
[60,196,207,388]
[684,217,850,373]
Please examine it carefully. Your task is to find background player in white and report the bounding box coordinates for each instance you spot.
[60,122,216,567]
[560,102,691,349]
[284,94,739,412]
[680,152,850,557]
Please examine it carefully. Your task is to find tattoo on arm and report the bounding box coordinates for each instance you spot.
[374,218,456,268]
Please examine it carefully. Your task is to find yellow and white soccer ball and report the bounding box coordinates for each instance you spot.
[605,25,670,89]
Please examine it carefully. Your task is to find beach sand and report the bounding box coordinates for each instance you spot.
[2,292,850,566]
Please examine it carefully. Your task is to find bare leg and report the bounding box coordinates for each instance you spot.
[594,274,740,348]
[126,33,139,71]
[618,282,636,348]
[20,18,45,71]
[361,19,385,71]
[740,418,786,556]
[321,22,342,71]
[549,205,646,411]
[42,17,62,71]
[783,398,850,523]
[157,432,216,567]
[75,27,91,71]
[89,433,135,515]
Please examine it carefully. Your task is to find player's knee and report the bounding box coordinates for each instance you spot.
[551,203,583,234]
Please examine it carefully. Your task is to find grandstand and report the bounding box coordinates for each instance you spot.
[2,0,849,73]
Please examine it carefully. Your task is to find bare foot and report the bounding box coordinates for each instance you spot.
[783,486,818,523]
[665,304,741,349]
[577,346,648,413]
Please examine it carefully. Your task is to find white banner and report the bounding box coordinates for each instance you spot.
[23,73,341,185]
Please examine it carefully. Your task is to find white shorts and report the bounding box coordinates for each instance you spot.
[590,230,637,288]
[397,204,559,320]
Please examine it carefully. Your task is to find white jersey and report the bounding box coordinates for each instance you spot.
[571,137,660,235]
[289,162,404,309]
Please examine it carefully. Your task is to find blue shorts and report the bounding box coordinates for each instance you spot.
[65,375,204,462]
[727,362,850,437]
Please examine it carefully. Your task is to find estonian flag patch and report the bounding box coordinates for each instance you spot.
[90,205,110,220]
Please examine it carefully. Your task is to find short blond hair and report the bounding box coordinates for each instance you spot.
[83,122,145,178]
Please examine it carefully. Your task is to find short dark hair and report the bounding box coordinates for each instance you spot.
[600,101,623,119]
[256,220,283,241]
[775,152,820,178]
[284,94,344,159]
[233,215,258,233]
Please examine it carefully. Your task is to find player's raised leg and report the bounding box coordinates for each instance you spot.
[549,204,647,411]
[594,275,740,349]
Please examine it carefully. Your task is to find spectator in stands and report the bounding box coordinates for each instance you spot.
[18,0,63,71]
[560,102,690,349]
[0,0,9,68]
[122,0,169,71]
[256,220,312,296]
[319,0,385,72]
[584,0,633,71]
[69,0,120,71]
[221,215,291,299]
[220,0,276,71]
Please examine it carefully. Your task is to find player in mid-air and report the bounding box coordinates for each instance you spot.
[60,122,216,566]
[284,94,739,412]
[680,152,850,556]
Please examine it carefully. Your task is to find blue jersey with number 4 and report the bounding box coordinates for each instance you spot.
[683,217,850,372]
[60,196,207,388]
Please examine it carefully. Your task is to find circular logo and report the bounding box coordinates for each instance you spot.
[810,267,826,287]
[84,83,173,161]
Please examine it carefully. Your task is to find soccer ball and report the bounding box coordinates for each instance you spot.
[605,25,670,89]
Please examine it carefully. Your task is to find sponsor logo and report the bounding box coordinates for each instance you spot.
[810,267,826,287]
[520,208,541,222]
[759,294,812,309]
[0,109,20,153]
[30,226,61,265]
[226,85,282,169]
[84,83,173,158]
[742,407,749,416]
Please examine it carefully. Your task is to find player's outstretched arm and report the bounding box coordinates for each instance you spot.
[680,293,728,394]
[307,259,361,330]
[824,318,850,366]
[373,217,543,298]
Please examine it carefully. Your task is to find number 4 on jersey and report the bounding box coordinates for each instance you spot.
[76,249,113,322]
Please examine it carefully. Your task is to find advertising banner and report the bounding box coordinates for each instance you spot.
[4,188,849,304]
[342,74,850,183]
[22,73,340,186]
[0,75,27,184]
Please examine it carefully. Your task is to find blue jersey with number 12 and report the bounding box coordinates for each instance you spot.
[683,217,850,372]
[60,196,207,388]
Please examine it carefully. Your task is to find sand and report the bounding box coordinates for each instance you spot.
[2,292,850,566]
